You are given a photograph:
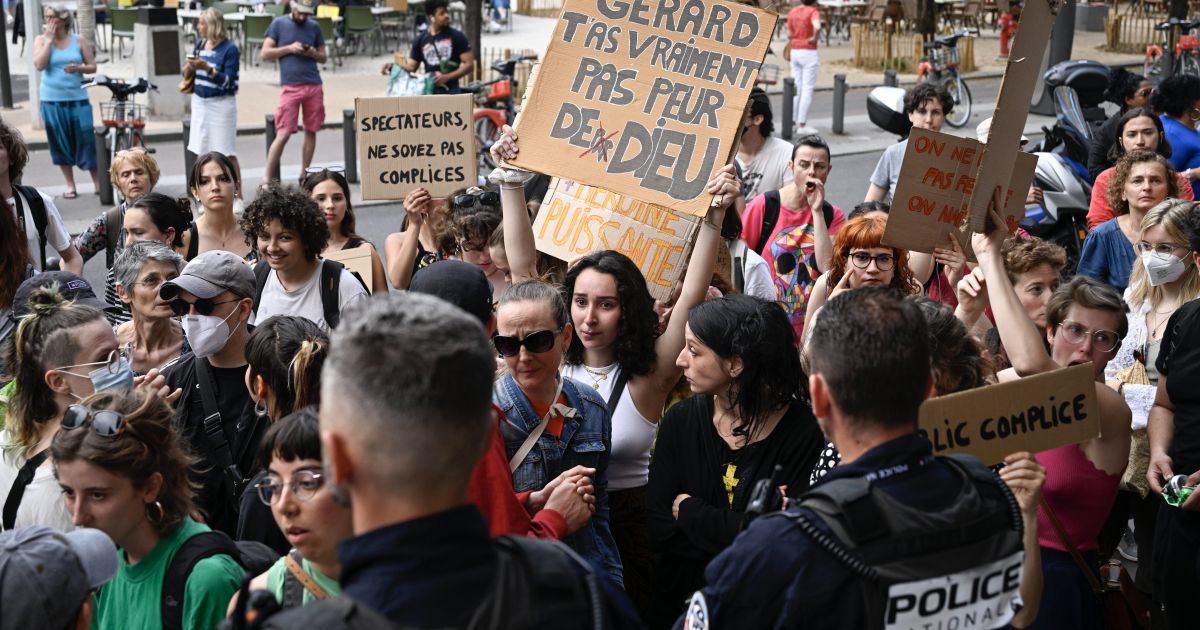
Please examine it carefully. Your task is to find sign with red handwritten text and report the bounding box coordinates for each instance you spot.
[509,0,775,218]
[532,178,700,301]
[882,128,1036,257]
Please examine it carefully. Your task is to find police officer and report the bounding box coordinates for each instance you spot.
[679,287,1031,629]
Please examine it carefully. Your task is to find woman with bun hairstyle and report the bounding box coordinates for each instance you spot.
[53,389,243,629]
[645,294,823,628]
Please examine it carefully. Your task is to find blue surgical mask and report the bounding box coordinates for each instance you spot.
[87,357,136,393]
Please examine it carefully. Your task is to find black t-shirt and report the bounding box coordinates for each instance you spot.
[164,353,266,537]
[409,27,471,93]
[1157,299,1200,474]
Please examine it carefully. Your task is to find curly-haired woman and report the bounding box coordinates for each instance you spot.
[240,185,367,331]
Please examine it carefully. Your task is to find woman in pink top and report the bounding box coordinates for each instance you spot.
[787,0,821,134]
[1088,108,1194,230]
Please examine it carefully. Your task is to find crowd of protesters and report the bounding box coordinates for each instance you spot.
[1,66,1200,630]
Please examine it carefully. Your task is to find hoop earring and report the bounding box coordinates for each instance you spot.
[253,399,269,418]
[146,501,164,525]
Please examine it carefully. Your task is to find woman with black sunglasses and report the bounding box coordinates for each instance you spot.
[52,389,244,630]
[492,280,622,585]
[1,287,129,531]
[301,168,389,294]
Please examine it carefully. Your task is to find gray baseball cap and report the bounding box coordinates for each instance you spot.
[0,527,119,630]
[160,250,255,301]
[292,0,316,14]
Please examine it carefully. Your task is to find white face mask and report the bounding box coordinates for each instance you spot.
[1141,251,1188,286]
[182,306,240,358]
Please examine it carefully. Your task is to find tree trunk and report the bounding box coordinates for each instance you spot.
[918,0,937,38]
[77,0,96,55]
[466,0,483,81]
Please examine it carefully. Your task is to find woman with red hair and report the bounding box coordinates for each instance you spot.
[801,215,921,344]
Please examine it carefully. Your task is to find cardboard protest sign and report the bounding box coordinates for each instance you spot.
[966,0,1057,232]
[510,0,775,217]
[356,95,476,200]
[532,178,701,301]
[918,363,1098,466]
[881,128,1036,257]
[324,245,375,292]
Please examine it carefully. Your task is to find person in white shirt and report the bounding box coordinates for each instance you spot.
[0,121,82,283]
[240,186,367,332]
[736,88,795,203]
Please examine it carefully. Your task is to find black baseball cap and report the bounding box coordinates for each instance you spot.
[408,261,493,325]
[11,272,119,319]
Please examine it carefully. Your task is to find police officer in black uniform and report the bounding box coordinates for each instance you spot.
[679,287,1039,630]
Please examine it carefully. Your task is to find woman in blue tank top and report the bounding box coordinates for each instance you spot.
[33,7,98,199]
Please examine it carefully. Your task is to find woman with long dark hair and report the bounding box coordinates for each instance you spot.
[645,294,823,627]
[1151,74,1200,198]
[190,152,251,259]
[301,168,388,294]
[1088,69,1151,179]
[1087,108,1193,230]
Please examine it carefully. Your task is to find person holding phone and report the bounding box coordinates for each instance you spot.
[184,9,241,188]
[33,6,98,198]
[261,0,326,187]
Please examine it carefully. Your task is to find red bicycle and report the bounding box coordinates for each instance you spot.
[464,55,537,171]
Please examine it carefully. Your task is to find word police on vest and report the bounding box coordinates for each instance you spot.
[884,551,1025,630]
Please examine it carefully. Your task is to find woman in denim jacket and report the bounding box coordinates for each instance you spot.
[492,280,623,585]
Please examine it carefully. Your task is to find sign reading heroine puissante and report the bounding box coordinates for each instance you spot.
[356,94,476,200]
[510,0,775,217]
[532,178,701,301]
[918,363,1098,466]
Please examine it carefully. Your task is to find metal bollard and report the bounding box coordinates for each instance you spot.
[265,114,280,183]
[182,118,196,178]
[343,109,358,184]
[832,74,847,135]
[781,77,795,141]
[96,129,114,206]
[884,69,898,87]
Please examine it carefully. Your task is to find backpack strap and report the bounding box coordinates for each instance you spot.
[195,358,248,513]
[605,369,630,417]
[283,549,330,605]
[755,190,781,255]
[14,186,48,270]
[186,222,200,260]
[162,531,241,630]
[104,206,123,268]
[252,262,271,318]
[320,259,345,330]
[2,450,49,530]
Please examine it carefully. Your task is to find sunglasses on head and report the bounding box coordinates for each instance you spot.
[492,329,560,358]
[168,296,241,317]
[452,191,501,210]
[304,165,345,174]
[62,404,127,437]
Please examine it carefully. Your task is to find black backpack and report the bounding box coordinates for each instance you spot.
[251,259,366,330]
[14,185,50,270]
[162,530,279,630]
[754,190,836,256]
[783,454,1025,630]
[256,536,607,630]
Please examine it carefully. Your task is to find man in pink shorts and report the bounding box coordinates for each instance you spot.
[261,0,327,186]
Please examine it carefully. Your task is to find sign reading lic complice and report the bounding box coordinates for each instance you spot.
[511,0,775,218]
[356,94,477,200]
[918,363,1098,466]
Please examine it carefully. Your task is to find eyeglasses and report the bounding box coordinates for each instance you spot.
[1135,241,1188,256]
[168,296,240,317]
[492,329,560,358]
[254,469,325,505]
[55,346,134,378]
[61,404,127,437]
[849,251,895,271]
[1057,320,1120,353]
[131,272,178,290]
[304,165,345,174]
[452,191,501,210]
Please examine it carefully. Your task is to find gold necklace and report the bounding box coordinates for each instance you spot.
[582,363,617,389]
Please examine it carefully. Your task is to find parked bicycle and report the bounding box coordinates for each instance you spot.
[463,55,537,171]
[918,29,977,129]
[1143,18,1200,80]
[82,74,157,164]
